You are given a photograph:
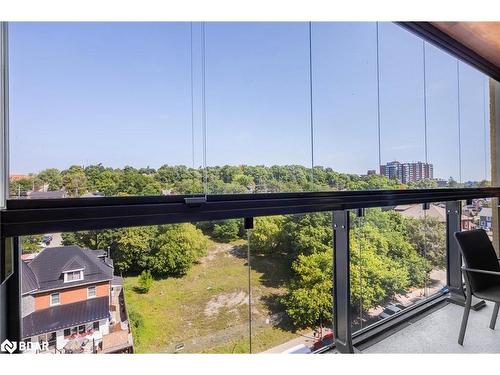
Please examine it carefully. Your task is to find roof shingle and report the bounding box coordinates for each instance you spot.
[22,296,110,337]
[23,245,113,294]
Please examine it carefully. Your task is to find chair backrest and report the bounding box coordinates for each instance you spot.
[454,229,500,292]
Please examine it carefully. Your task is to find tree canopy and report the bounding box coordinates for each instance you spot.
[62,224,209,278]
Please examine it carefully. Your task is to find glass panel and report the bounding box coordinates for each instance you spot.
[8,22,494,195]
[459,64,490,186]
[9,22,204,198]
[378,23,426,187]
[313,22,379,184]
[204,22,313,193]
[350,206,445,332]
[19,220,250,353]
[248,212,333,353]
[420,206,447,297]
[425,44,461,187]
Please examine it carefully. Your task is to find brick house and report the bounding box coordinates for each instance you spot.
[21,245,133,353]
[479,207,493,231]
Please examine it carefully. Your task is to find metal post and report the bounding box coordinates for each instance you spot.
[244,217,253,354]
[446,201,485,310]
[333,210,354,353]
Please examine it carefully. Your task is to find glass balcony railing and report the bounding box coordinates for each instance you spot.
[3,187,499,353]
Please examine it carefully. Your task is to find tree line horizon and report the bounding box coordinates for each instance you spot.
[9,163,491,198]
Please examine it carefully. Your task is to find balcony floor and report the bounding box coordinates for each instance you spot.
[363,301,500,353]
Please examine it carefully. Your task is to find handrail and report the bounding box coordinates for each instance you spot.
[2,187,500,237]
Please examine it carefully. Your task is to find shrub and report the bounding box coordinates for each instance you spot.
[128,309,144,330]
[212,219,241,242]
[137,270,153,293]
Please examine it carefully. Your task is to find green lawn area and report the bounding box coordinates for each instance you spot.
[124,240,302,353]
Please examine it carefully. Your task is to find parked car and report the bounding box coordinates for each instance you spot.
[312,331,334,351]
[378,303,404,320]
[282,344,311,354]
[42,234,53,245]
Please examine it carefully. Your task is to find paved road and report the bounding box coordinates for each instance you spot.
[261,332,316,353]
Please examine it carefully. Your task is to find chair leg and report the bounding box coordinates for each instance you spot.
[458,293,472,345]
[489,302,500,330]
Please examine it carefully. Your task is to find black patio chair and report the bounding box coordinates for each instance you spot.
[454,229,500,345]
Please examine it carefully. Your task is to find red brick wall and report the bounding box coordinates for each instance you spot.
[34,282,109,310]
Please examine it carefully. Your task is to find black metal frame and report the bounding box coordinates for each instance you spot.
[333,210,353,353]
[2,188,499,237]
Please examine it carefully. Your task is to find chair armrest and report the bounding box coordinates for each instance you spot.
[461,267,500,276]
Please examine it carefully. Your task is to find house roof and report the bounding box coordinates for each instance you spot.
[61,257,86,272]
[93,250,108,258]
[394,203,447,223]
[395,203,472,222]
[23,245,113,294]
[21,261,39,294]
[479,207,493,217]
[101,329,131,353]
[112,275,123,286]
[22,296,110,338]
[28,190,66,199]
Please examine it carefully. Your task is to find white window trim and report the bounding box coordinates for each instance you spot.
[87,285,97,299]
[50,292,60,306]
[63,269,84,283]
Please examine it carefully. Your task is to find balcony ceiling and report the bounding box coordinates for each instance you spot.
[432,22,500,70]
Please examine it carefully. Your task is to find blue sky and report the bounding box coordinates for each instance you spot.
[8,22,490,181]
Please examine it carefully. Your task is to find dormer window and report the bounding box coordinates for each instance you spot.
[64,269,84,283]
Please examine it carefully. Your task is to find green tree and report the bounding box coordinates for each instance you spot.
[212,220,242,243]
[251,216,284,254]
[36,168,63,190]
[117,166,162,196]
[405,217,446,269]
[350,223,413,310]
[61,229,118,250]
[114,226,156,274]
[148,224,209,277]
[21,235,43,253]
[137,270,154,293]
[281,213,332,258]
[84,164,121,196]
[407,178,438,189]
[282,250,333,329]
[9,177,36,197]
[62,165,88,196]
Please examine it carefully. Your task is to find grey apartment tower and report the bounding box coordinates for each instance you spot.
[379,161,433,184]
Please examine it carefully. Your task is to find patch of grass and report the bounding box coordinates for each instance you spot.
[124,240,296,353]
[202,327,300,354]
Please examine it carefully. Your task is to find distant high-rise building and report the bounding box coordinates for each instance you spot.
[380,161,433,184]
